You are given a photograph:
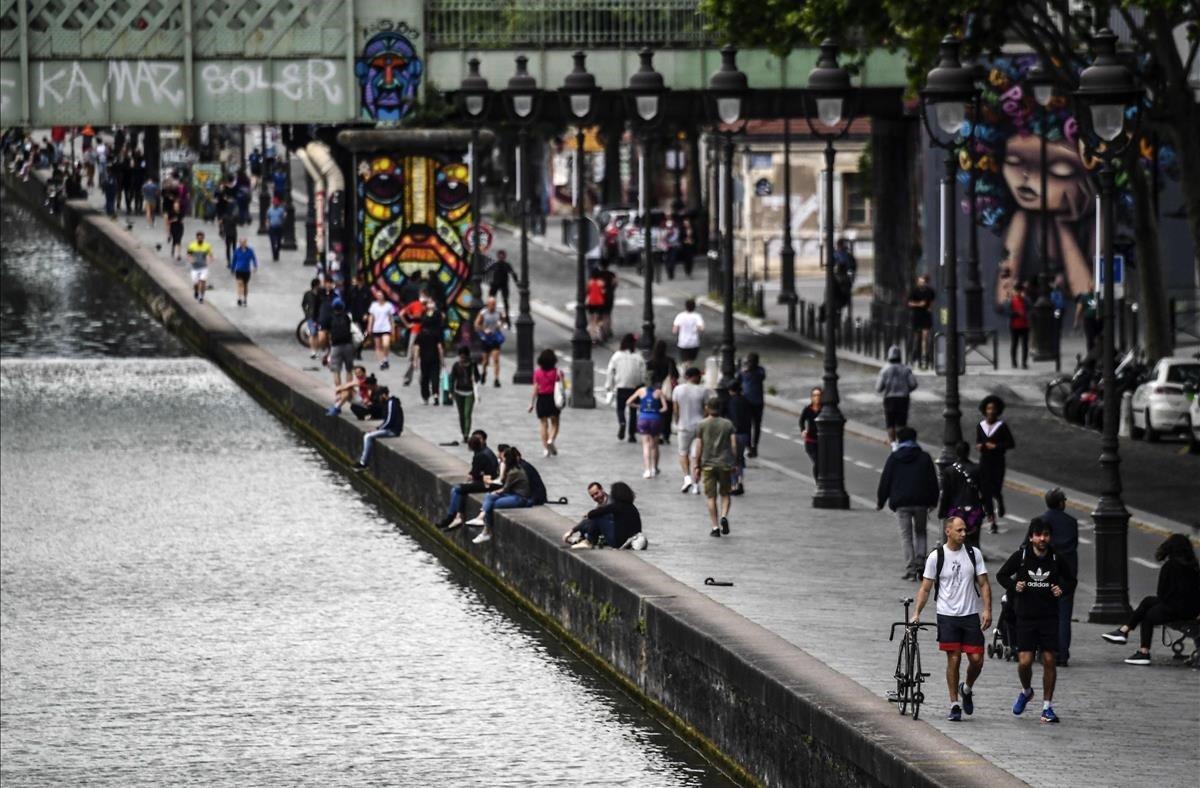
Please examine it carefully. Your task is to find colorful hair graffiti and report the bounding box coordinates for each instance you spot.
[961,55,1172,306]
[356,31,423,122]
[357,154,475,336]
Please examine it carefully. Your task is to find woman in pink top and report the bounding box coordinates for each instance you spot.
[529,348,562,457]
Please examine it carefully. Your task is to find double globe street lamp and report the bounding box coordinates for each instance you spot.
[1074,29,1141,623]
[504,55,540,384]
[919,35,978,476]
[805,39,856,510]
[707,46,748,390]
[560,52,600,407]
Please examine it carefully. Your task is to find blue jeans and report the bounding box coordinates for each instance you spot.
[446,482,488,518]
[481,492,530,527]
[360,429,398,464]
[578,514,615,546]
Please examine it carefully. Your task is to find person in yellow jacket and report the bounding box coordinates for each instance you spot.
[185,231,213,303]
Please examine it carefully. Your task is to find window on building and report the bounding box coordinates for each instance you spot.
[843,172,872,226]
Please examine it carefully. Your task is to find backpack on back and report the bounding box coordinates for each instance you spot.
[934,544,981,600]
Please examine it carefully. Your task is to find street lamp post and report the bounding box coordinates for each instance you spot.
[805,39,855,510]
[561,51,599,407]
[920,36,978,475]
[708,46,748,388]
[963,67,985,344]
[779,112,798,331]
[627,49,668,352]
[256,124,270,235]
[1074,29,1141,624]
[1027,60,1058,361]
[505,55,540,384]
[459,58,490,303]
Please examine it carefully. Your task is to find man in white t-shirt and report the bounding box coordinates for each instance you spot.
[671,299,705,363]
[672,366,712,494]
[912,516,992,722]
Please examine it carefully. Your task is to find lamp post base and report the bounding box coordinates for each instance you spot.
[1088,499,1133,624]
[512,312,535,385]
[570,358,595,408]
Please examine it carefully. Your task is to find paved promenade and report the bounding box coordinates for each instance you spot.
[67,183,1199,787]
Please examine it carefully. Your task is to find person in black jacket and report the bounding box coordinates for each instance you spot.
[877,427,941,580]
[937,442,993,550]
[438,431,500,530]
[976,395,1015,523]
[354,387,402,470]
[565,481,642,549]
[1040,488,1079,666]
[1101,533,1200,665]
[996,518,1077,724]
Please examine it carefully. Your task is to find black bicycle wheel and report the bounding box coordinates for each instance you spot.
[892,637,908,715]
[1045,379,1070,418]
[910,638,924,720]
[296,318,311,348]
[899,634,913,716]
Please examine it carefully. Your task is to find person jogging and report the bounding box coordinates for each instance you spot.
[626,379,669,479]
[185,231,213,304]
[366,289,397,371]
[671,366,710,494]
[996,518,1076,723]
[798,387,822,473]
[876,344,917,445]
[671,299,705,363]
[229,237,257,307]
[911,516,992,722]
[474,295,505,387]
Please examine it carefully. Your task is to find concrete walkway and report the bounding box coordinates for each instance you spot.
[68,181,1199,788]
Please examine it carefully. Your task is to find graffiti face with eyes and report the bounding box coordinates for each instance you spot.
[1001,134,1091,219]
[356,31,423,122]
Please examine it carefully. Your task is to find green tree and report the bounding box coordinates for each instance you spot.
[703,0,1199,358]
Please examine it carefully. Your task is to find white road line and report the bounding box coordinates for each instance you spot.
[1004,514,1028,524]
[852,460,874,470]
[1077,536,1093,545]
[1131,557,1159,569]
[755,457,878,509]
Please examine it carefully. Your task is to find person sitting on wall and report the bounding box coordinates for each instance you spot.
[563,481,643,550]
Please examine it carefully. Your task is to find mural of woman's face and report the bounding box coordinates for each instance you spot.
[1001,135,1090,218]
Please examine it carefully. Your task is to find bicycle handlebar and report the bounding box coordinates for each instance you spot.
[889,621,933,641]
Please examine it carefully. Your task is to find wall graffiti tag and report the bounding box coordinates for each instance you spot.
[355,30,423,122]
[358,153,475,337]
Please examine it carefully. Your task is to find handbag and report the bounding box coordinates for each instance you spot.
[553,370,566,409]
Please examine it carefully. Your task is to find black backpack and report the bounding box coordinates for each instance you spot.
[521,460,548,505]
[329,313,353,345]
[934,544,981,600]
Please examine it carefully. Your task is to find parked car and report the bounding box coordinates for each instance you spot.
[1186,384,1200,453]
[596,207,636,265]
[1131,356,1200,441]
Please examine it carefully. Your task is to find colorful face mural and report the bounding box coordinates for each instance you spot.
[358,154,475,336]
[356,31,423,122]
[961,55,1171,306]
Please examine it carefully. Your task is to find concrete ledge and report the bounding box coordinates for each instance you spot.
[4,170,1026,788]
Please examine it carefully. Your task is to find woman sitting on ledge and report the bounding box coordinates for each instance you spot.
[465,446,532,545]
[1101,533,1200,665]
[564,481,643,550]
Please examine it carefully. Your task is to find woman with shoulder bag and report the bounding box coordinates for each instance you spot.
[530,349,562,458]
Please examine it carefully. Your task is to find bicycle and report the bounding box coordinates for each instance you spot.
[888,597,932,720]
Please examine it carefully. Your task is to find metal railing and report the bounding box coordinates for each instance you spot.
[425,0,716,49]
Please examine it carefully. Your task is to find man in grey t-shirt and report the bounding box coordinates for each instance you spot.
[671,366,711,494]
[694,398,736,537]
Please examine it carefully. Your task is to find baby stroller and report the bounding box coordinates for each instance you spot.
[987,592,1017,661]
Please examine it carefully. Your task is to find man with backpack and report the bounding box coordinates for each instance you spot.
[877,426,940,580]
[996,518,1076,724]
[911,516,992,722]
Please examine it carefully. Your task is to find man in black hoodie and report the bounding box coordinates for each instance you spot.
[996,518,1077,724]
[439,431,500,530]
[877,427,940,580]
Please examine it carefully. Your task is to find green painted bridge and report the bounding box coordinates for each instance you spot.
[0,0,907,126]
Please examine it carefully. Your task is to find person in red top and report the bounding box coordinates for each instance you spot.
[585,270,606,343]
[1009,281,1030,369]
[398,296,426,384]
[797,386,822,473]
[529,349,562,457]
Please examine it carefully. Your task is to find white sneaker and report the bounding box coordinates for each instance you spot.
[543,448,551,458]
[445,514,464,531]
[692,483,701,495]
[464,514,487,527]
[548,441,558,456]
[472,531,492,544]
[680,475,693,493]
[642,469,653,479]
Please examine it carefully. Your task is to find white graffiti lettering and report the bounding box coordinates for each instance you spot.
[106,61,183,107]
[199,60,342,105]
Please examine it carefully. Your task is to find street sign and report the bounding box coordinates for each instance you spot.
[1094,254,1125,299]
[464,224,494,253]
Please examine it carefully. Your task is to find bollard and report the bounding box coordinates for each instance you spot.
[704,355,721,390]
[1118,390,1134,438]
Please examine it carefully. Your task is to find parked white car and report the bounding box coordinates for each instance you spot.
[1131,357,1200,441]
[1188,387,1200,452]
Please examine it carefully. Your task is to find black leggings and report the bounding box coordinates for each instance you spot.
[616,387,637,436]
[419,360,441,401]
[1011,327,1029,367]
[748,402,764,449]
[1127,596,1178,650]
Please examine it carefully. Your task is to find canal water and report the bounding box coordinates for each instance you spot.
[0,194,731,786]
